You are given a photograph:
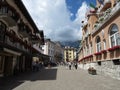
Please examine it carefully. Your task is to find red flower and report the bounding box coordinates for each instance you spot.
[101,50,107,53]
[79,54,93,62]
[108,46,120,51]
[94,52,102,55]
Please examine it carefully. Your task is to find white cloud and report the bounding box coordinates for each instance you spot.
[22,0,88,41]
[75,2,88,23]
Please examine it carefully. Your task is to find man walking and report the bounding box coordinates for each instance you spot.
[74,62,78,70]
[68,62,72,70]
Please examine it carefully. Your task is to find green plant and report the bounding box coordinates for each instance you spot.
[99,17,104,21]
[94,24,97,28]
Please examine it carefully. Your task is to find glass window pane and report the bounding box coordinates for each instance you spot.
[111,36,115,47]
[110,24,118,35]
[116,33,120,45]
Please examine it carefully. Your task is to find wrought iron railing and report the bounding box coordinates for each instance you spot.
[92,2,120,34]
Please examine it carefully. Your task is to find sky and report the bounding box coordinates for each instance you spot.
[22,0,96,41]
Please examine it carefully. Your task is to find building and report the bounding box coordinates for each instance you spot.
[54,41,64,63]
[64,46,76,63]
[0,0,44,76]
[78,0,120,79]
[42,39,64,64]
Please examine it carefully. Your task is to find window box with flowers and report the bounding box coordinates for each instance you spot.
[94,52,102,55]
[108,46,120,51]
[86,54,93,58]
[101,50,107,53]
[83,54,93,59]
[88,54,93,58]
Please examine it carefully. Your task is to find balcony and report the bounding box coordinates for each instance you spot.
[18,24,31,38]
[82,22,88,30]
[111,1,120,15]
[5,31,30,52]
[33,45,44,54]
[0,13,16,27]
[92,2,120,35]
[31,35,41,44]
[100,0,111,12]
[19,29,30,37]
[85,31,91,39]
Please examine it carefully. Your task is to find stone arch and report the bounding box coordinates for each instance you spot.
[95,35,101,43]
[108,23,119,35]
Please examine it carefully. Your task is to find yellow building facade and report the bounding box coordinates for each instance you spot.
[64,46,76,62]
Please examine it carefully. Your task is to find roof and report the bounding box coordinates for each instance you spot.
[14,0,39,33]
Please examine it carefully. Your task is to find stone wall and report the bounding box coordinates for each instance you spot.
[78,59,120,80]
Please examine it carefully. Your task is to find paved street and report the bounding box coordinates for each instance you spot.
[0,66,120,90]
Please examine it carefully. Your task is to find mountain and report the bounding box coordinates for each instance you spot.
[60,40,81,49]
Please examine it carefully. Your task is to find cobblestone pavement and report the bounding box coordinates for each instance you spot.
[0,66,120,90]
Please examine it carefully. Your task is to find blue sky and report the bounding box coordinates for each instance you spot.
[66,0,96,20]
[22,0,96,41]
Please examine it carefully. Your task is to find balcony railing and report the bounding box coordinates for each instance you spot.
[104,0,111,4]
[98,0,111,12]
[82,22,87,29]
[4,34,30,52]
[111,1,120,15]
[92,2,120,35]
[0,13,17,27]
[33,45,44,54]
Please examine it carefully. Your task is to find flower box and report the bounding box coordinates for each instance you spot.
[108,46,120,51]
[94,52,102,55]
[101,50,107,53]
[88,67,97,75]
[83,54,93,59]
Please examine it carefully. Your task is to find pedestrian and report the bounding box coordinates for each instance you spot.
[36,61,39,71]
[74,62,78,70]
[68,62,72,70]
[48,62,51,69]
[32,61,36,72]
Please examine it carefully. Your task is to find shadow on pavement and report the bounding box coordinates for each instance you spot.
[0,68,57,90]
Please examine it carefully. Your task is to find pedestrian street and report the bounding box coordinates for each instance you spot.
[0,66,120,90]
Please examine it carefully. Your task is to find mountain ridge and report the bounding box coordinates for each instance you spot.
[60,40,81,49]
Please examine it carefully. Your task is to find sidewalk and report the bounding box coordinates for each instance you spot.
[0,66,120,90]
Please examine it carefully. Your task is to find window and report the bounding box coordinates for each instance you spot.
[89,43,92,54]
[96,36,101,52]
[0,21,6,42]
[109,24,120,47]
[0,0,5,2]
[0,6,8,13]
[0,56,4,70]
[103,40,106,50]
[87,46,89,55]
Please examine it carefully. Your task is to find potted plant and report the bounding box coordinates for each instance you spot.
[88,67,97,75]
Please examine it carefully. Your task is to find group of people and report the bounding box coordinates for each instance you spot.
[32,61,44,72]
[68,62,78,70]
